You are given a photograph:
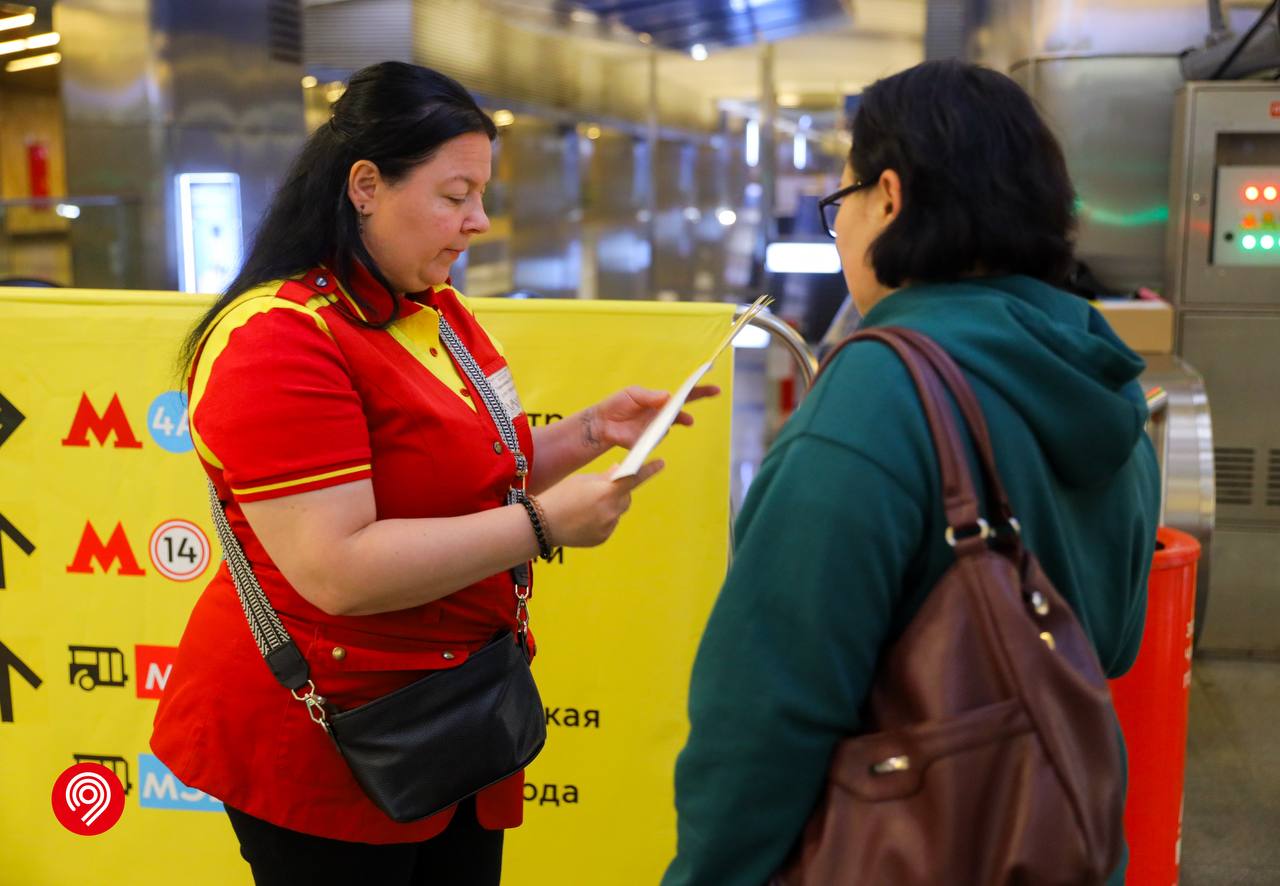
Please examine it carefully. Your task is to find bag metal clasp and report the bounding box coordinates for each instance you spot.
[291,680,331,732]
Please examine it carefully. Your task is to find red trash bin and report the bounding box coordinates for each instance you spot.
[1109,527,1201,886]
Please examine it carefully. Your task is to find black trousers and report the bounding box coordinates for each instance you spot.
[224,797,504,886]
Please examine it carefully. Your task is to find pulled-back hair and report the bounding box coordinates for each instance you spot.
[851,61,1076,289]
[180,62,496,370]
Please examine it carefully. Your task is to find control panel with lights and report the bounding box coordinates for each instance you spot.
[1213,165,1280,266]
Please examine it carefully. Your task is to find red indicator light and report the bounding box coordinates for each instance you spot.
[1265,185,1279,201]
[1245,185,1261,201]
[1243,215,1259,229]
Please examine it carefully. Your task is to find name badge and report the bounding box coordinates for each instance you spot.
[487,366,524,421]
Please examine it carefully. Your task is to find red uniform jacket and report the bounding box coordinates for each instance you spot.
[151,264,536,842]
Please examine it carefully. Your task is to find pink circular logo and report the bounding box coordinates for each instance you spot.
[51,763,126,835]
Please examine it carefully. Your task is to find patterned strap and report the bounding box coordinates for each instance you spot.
[438,313,537,636]
[213,309,536,694]
[437,314,528,484]
[207,479,311,692]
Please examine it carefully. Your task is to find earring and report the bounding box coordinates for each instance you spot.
[357,205,368,234]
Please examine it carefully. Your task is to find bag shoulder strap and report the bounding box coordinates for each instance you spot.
[882,327,1017,532]
[817,326,1016,552]
[205,296,537,700]
[207,479,311,692]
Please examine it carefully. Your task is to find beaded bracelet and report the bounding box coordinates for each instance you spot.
[528,495,555,560]
[519,494,554,560]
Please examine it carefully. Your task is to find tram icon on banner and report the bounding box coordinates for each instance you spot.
[68,646,129,691]
[72,753,133,795]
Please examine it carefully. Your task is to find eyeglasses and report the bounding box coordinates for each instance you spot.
[817,179,875,238]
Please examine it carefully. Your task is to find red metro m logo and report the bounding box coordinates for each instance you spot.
[61,394,143,449]
[66,523,146,577]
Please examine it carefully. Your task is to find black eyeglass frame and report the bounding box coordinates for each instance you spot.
[817,179,876,238]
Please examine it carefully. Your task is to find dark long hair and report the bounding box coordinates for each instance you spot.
[851,60,1077,289]
[179,61,496,370]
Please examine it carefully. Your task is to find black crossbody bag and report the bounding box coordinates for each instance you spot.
[209,311,546,823]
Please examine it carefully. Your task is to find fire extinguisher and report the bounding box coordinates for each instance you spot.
[26,137,50,204]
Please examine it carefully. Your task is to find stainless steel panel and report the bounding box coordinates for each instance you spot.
[587,129,648,300]
[236,129,309,251]
[1167,82,1280,309]
[1198,527,1280,655]
[1179,313,1280,527]
[404,0,713,130]
[504,119,582,299]
[1011,55,1185,294]
[468,112,754,302]
[1165,83,1280,656]
[651,138,698,296]
[982,0,1211,70]
[925,0,970,61]
[303,0,413,71]
[61,122,165,289]
[59,0,306,289]
[56,0,158,127]
[167,0,303,129]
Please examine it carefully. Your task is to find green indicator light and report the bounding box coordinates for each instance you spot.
[1242,234,1258,250]
[1262,235,1276,250]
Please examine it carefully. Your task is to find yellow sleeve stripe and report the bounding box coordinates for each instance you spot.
[231,463,372,497]
[188,285,333,471]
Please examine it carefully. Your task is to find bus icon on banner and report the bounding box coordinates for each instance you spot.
[73,753,133,795]
[138,754,224,812]
[68,646,129,691]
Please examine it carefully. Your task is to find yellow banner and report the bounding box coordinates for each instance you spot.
[0,289,734,885]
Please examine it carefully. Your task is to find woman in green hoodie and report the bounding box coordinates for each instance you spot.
[663,60,1160,886]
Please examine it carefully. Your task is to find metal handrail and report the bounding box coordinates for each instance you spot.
[735,305,819,389]
[727,305,818,536]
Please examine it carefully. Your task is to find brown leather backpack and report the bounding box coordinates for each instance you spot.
[773,327,1126,886]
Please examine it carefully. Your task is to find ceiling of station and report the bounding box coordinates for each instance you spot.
[622,0,924,118]
[561,0,852,51]
[303,0,925,130]
[491,0,925,106]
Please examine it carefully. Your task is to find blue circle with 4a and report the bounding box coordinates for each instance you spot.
[147,391,193,454]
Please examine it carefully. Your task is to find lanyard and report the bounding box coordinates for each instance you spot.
[436,313,533,640]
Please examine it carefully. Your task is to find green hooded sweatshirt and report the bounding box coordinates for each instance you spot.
[664,276,1161,886]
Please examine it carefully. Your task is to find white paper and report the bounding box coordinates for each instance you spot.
[611,294,773,480]
[612,360,713,479]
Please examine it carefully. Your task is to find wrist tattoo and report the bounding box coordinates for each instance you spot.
[582,407,604,451]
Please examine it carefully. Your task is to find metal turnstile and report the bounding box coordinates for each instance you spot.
[1167,82,1280,655]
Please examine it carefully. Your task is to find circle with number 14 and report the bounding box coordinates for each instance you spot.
[150,520,211,582]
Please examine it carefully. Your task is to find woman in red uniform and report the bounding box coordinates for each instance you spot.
[151,62,710,885]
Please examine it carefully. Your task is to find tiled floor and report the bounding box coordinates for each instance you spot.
[1181,656,1280,885]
